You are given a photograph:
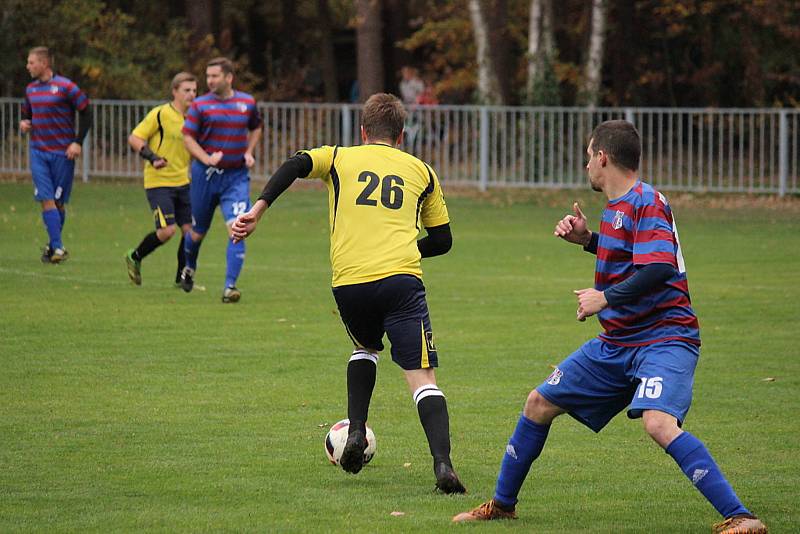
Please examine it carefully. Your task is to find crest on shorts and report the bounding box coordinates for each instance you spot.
[546,367,563,385]
[612,210,625,230]
[425,331,436,352]
[237,103,247,113]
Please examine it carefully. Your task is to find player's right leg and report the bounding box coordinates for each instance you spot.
[182,162,216,292]
[126,187,178,285]
[31,149,63,263]
[454,338,632,522]
[378,274,466,494]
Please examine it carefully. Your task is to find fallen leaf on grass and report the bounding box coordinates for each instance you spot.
[390,511,405,517]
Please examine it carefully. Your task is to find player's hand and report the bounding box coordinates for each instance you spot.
[19,120,32,134]
[65,142,82,160]
[153,157,168,169]
[554,202,591,246]
[207,151,223,167]
[244,152,255,168]
[574,288,607,321]
[231,210,259,243]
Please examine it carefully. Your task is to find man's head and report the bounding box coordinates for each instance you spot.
[360,93,407,145]
[206,57,234,96]
[171,72,197,110]
[586,120,641,192]
[27,47,52,80]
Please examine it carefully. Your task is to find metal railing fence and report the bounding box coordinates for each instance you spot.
[2,98,798,196]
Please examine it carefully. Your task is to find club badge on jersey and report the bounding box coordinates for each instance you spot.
[612,210,625,230]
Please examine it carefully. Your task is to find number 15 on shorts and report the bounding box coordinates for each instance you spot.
[636,376,663,399]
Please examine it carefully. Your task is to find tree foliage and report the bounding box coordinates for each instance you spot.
[2,0,799,106]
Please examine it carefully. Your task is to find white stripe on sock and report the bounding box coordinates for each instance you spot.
[412,384,445,405]
[349,349,378,364]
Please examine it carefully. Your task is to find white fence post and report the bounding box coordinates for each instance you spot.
[341,105,352,146]
[779,110,788,197]
[479,107,489,191]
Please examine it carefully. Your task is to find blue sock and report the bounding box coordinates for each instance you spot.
[493,414,550,508]
[666,431,750,518]
[225,238,245,288]
[42,208,63,250]
[58,208,66,230]
[183,232,201,270]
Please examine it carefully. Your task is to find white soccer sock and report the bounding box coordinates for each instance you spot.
[412,383,445,406]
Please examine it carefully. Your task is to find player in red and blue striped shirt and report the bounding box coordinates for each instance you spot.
[454,121,766,534]
[181,57,262,303]
[20,46,91,263]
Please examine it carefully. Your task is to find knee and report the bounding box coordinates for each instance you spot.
[642,411,681,447]
[190,230,205,242]
[157,225,177,241]
[523,390,560,425]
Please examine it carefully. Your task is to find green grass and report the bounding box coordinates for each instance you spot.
[1,181,798,533]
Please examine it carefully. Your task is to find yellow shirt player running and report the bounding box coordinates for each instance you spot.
[298,141,449,286]
[232,93,466,495]
[124,72,197,287]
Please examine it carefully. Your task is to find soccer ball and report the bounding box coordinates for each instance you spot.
[324,419,377,466]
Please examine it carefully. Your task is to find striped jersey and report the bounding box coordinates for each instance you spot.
[182,91,261,169]
[595,181,700,347]
[23,74,89,153]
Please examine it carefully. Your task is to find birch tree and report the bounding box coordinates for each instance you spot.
[468,0,508,104]
[579,0,607,106]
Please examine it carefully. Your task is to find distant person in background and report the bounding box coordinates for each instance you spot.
[125,72,197,286]
[416,74,439,106]
[399,66,424,106]
[20,46,92,264]
[181,57,262,303]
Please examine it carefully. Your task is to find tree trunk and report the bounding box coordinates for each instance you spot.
[468,0,503,104]
[317,0,339,101]
[185,0,218,64]
[580,0,607,106]
[526,0,543,101]
[355,0,384,101]
[383,0,411,95]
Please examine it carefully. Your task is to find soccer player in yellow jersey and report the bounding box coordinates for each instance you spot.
[125,72,197,286]
[231,93,467,494]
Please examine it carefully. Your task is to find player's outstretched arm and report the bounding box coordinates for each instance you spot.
[554,202,593,247]
[232,153,314,243]
[232,199,267,242]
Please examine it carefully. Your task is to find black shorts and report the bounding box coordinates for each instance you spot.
[332,274,438,370]
[145,185,191,229]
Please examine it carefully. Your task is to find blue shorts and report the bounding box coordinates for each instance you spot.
[332,274,438,370]
[189,161,250,234]
[31,148,75,203]
[537,338,699,432]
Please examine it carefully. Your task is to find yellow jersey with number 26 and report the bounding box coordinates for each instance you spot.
[299,143,450,288]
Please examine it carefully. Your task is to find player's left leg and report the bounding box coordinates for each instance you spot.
[174,185,193,286]
[48,153,75,263]
[331,282,386,475]
[632,342,767,533]
[219,170,250,303]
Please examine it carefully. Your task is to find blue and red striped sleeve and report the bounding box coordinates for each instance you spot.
[632,198,677,268]
[182,102,202,137]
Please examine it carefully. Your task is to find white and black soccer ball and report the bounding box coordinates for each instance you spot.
[324,419,377,466]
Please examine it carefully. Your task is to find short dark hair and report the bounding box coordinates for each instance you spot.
[171,71,197,90]
[590,120,641,172]
[29,46,51,66]
[361,93,406,142]
[207,57,234,76]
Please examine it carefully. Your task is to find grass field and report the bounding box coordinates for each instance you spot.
[1,180,798,533]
